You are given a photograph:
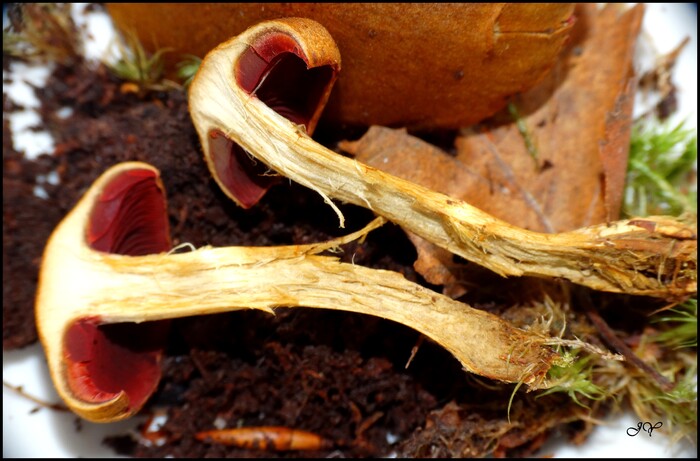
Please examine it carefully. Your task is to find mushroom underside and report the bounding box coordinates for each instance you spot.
[209,33,336,208]
[64,168,171,412]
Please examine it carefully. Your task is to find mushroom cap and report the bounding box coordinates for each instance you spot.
[35,162,171,422]
[192,17,341,208]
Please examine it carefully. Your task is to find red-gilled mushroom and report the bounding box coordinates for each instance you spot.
[204,17,339,209]
[188,18,697,299]
[36,161,562,423]
[36,163,171,423]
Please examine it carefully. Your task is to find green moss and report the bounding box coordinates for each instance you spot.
[624,119,697,217]
[107,29,177,95]
[537,350,609,408]
[651,299,697,350]
[176,55,202,90]
[507,102,540,168]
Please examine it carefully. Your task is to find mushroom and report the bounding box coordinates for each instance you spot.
[36,161,560,423]
[188,18,697,299]
[204,17,339,209]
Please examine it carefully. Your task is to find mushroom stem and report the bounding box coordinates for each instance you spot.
[37,162,557,423]
[188,18,697,299]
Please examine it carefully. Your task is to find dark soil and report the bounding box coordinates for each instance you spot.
[3,56,596,457]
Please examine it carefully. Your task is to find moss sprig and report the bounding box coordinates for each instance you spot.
[650,299,697,350]
[537,350,610,408]
[624,118,697,217]
[107,29,179,96]
[176,54,202,90]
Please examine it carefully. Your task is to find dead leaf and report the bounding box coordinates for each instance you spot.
[339,4,645,291]
[408,235,467,299]
[455,3,644,231]
[339,126,484,201]
[637,36,690,120]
